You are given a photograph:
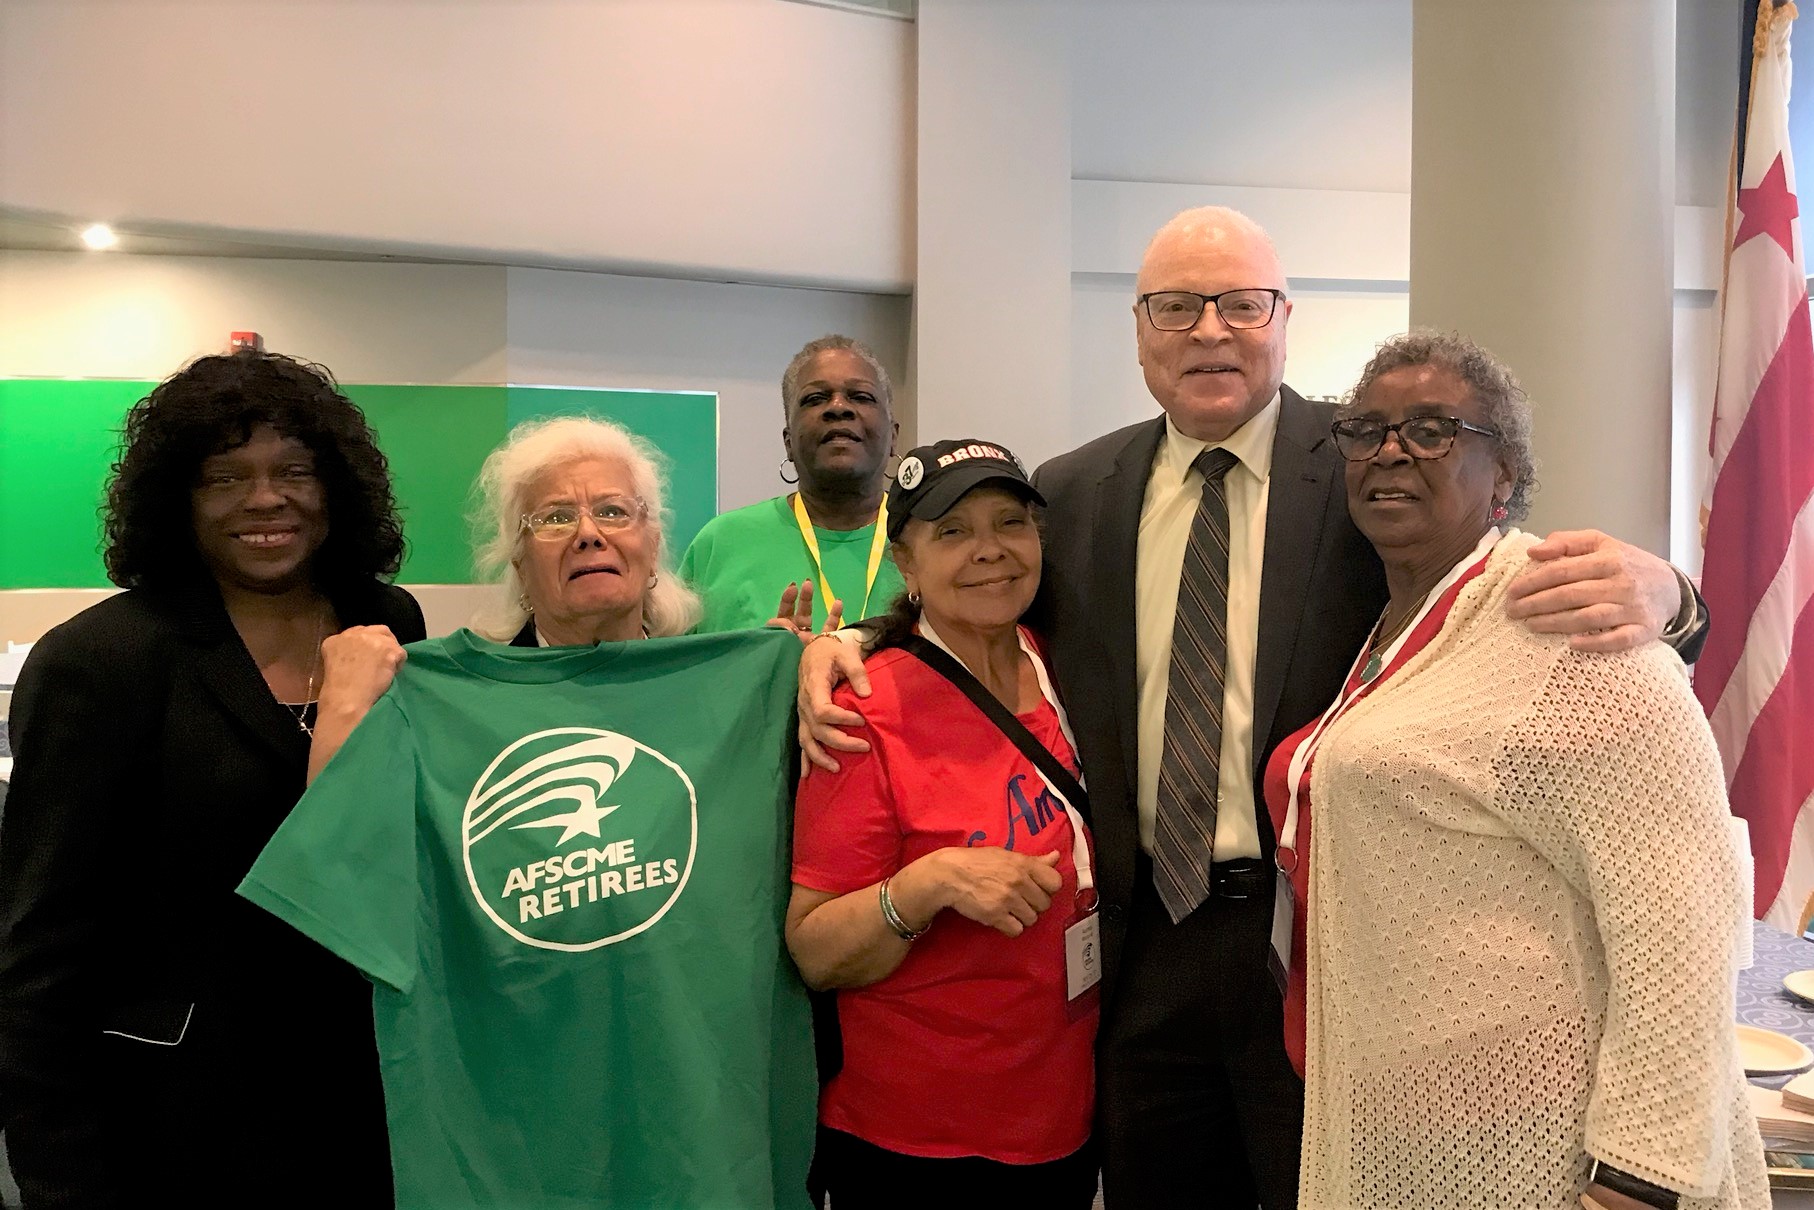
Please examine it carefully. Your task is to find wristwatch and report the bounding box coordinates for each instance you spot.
[1659,567,1700,647]
[1586,1158,1682,1210]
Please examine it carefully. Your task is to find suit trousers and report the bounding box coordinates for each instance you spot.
[1096,862,1304,1209]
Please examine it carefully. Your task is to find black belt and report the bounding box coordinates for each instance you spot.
[1208,857,1270,901]
[1132,853,1273,908]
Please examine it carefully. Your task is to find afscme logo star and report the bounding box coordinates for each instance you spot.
[464,727,700,952]
[512,799,620,845]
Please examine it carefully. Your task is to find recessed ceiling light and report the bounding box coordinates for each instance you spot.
[80,223,118,250]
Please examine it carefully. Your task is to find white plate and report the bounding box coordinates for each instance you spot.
[1738,1024,1814,1076]
[1784,969,1814,1005]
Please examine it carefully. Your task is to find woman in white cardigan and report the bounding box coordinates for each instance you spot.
[1261,330,1768,1210]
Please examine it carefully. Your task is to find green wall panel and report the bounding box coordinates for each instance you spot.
[0,379,717,590]
[348,384,508,584]
[0,379,148,589]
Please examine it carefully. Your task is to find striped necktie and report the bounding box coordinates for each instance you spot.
[1152,446,1241,923]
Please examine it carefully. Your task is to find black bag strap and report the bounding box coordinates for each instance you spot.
[898,635,1089,816]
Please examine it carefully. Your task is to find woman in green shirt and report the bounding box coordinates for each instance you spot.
[680,335,905,633]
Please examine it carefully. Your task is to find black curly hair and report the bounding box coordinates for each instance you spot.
[104,350,406,594]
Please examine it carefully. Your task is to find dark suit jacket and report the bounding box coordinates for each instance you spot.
[0,578,424,1205]
[1030,388,1387,1002]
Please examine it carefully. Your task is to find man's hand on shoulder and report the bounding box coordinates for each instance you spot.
[1506,530,1688,653]
[798,630,873,773]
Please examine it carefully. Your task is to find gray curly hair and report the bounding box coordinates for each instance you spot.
[1339,329,1538,522]
[780,335,893,422]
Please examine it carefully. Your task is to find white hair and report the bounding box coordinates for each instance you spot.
[469,415,702,640]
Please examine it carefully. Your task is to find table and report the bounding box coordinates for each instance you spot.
[1741,921,1814,1088]
[1739,922,1814,1204]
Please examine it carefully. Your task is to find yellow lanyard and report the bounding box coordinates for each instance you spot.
[791,492,889,620]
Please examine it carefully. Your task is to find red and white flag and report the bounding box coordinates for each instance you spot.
[1699,0,1814,930]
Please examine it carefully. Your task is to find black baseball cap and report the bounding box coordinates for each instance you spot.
[886,438,1046,540]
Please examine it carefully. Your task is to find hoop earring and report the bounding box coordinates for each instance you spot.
[517,593,533,613]
[908,591,921,607]
[884,453,901,481]
[780,458,798,485]
[647,572,659,588]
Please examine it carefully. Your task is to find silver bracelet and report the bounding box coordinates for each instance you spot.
[878,876,926,941]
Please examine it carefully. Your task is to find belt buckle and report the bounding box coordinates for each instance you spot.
[1214,863,1254,901]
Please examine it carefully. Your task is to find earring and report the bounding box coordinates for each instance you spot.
[1490,501,1509,523]
[884,454,901,480]
[779,458,799,485]
[647,572,659,588]
[908,591,921,607]
[517,592,533,613]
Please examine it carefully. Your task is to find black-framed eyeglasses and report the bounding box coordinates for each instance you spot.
[1331,416,1499,461]
[1138,288,1285,332]
[520,495,649,541]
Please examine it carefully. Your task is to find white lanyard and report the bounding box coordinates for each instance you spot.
[792,493,889,621]
[919,617,1095,894]
[1277,528,1501,871]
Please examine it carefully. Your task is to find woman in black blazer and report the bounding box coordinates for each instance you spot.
[0,351,424,1205]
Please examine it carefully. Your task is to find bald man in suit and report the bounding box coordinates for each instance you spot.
[803,205,1703,1208]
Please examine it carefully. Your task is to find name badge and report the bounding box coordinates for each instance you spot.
[1267,870,1295,994]
[1064,913,1102,1000]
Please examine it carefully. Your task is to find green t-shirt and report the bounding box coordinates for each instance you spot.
[679,494,905,634]
[239,629,815,1210]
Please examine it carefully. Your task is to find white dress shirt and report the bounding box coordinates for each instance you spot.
[1134,394,1280,861]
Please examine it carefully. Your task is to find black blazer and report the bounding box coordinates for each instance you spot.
[0,578,424,1205]
[1031,388,1387,1001]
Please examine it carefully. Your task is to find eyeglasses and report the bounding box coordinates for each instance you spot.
[1138,288,1285,332]
[1331,416,1500,461]
[521,495,648,541]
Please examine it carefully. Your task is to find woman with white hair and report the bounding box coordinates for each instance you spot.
[308,415,699,761]
[247,415,817,1208]
[475,413,702,645]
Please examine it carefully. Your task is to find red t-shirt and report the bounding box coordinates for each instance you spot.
[791,633,1097,1163]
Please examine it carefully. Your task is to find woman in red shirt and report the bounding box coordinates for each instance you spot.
[786,438,1099,1207]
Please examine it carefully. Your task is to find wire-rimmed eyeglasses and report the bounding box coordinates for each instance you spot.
[520,495,649,541]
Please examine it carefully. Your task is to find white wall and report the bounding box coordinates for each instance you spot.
[1673,290,1720,574]
[0,250,911,507]
[0,252,911,642]
[1064,0,1416,460]
[0,0,913,291]
[1677,0,1743,208]
[914,0,1073,468]
[1070,0,1412,192]
[0,252,508,382]
[503,266,912,509]
[1061,0,1739,570]
[0,0,1748,625]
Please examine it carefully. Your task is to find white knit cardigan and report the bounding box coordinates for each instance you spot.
[1299,531,1769,1210]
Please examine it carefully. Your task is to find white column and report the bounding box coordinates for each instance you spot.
[1410,0,1675,552]
[914,0,1072,466]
